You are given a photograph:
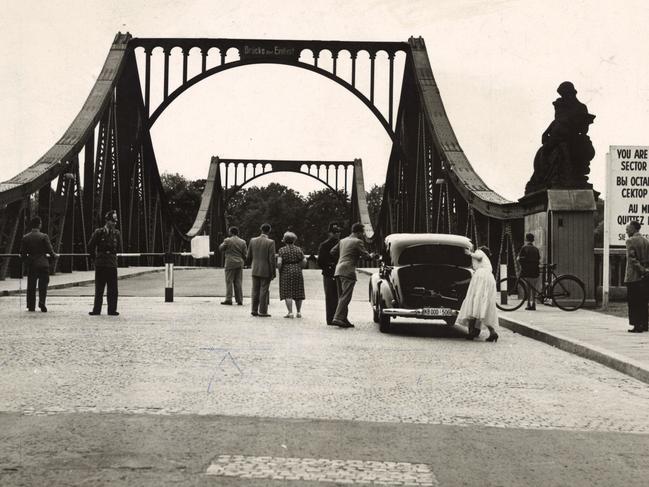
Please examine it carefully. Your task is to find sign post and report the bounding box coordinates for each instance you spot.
[605,145,649,308]
[603,152,611,309]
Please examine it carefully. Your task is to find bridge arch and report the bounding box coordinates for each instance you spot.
[146,57,397,142]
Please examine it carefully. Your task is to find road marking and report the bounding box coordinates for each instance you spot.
[206,454,438,485]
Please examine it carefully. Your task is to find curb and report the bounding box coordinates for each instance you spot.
[499,315,649,386]
[0,268,163,297]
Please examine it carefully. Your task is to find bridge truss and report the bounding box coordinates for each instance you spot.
[0,32,537,279]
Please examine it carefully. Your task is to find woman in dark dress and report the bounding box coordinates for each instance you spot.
[277,231,306,318]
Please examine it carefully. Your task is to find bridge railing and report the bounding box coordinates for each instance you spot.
[594,248,627,301]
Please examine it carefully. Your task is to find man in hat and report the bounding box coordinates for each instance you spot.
[624,220,649,333]
[88,210,122,316]
[317,222,341,326]
[330,222,375,328]
[20,216,56,312]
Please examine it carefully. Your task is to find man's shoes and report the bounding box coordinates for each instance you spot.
[258,313,271,317]
[327,322,336,326]
[237,302,243,306]
[221,301,233,305]
[525,306,536,311]
[39,304,47,313]
[251,312,259,317]
[108,311,119,316]
[628,327,643,333]
[89,311,100,316]
[332,319,354,328]
[27,308,35,312]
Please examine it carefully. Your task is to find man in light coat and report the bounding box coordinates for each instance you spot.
[247,223,276,317]
[219,226,247,305]
[330,222,375,328]
[624,220,649,333]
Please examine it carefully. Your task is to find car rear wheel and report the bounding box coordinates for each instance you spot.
[378,301,391,333]
[370,284,380,323]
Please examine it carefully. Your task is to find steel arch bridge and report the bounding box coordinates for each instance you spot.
[185,156,372,264]
[0,32,537,279]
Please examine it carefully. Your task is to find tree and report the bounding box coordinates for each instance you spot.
[303,189,350,253]
[366,184,384,229]
[160,172,205,233]
[225,183,307,249]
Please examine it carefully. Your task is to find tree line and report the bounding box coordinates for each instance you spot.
[161,173,384,254]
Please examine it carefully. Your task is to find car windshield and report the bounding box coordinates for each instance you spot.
[396,244,471,267]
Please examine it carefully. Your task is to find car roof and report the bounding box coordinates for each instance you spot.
[385,233,473,258]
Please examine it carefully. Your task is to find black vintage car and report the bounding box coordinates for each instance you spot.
[369,233,474,333]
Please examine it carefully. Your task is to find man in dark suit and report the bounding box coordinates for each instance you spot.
[247,223,276,317]
[317,222,341,326]
[330,222,375,328]
[518,233,541,310]
[87,210,122,316]
[20,216,56,312]
[219,226,248,305]
[624,220,649,333]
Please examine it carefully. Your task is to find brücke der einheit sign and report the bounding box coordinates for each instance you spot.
[607,146,649,245]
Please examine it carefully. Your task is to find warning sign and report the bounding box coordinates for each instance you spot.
[607,146,649,245]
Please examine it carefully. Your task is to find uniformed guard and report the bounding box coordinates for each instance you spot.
[87,210,122,316]
[19,216,56,312]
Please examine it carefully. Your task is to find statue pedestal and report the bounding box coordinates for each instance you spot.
[519,189,597,307]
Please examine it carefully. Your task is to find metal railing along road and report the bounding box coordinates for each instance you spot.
[0,251,216,303]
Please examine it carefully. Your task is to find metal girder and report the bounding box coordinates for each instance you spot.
[0,199,26,279]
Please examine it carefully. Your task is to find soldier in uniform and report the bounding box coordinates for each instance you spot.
[20,216,56,312]
[88,210,122,316]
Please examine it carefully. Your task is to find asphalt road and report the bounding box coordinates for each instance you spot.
[1,269,648,486]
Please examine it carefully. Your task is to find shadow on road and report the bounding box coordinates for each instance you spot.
[375,319,469,339]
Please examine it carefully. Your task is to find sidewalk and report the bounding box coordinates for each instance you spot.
[499,306,649,385]
[0,267,161,297]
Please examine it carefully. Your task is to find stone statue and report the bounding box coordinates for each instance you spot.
[525,82,596,194]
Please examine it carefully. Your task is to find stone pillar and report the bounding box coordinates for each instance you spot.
[521,189,597,307]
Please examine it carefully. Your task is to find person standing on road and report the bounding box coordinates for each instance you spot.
[624,220,649,333]
[20,216,56,312]
[219,226,247,306]
[277,231,306,318]
[317,222,341,326]
[247,223,276,317]
[458,246,499,342]
[87,210,122,316]
[330,222,375,328]
[518,233,541,310]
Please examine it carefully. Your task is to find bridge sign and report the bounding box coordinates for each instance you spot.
[606,146,649,245]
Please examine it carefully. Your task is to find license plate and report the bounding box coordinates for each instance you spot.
[422,307,452,317]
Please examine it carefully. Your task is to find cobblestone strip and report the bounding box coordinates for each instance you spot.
[205,455,438,485]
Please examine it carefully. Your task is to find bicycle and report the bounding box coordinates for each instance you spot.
[496,263,585,312]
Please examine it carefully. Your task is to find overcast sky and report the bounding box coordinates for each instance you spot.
[2,0,648,201]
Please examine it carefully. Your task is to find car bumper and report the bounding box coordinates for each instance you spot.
[383,308,458,319]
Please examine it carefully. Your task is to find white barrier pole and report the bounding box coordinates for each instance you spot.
[603,152,611,310]
[164,253,174,303]
[500,263,508,305]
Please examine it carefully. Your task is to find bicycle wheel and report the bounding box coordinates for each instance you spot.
[496,276,527,311]
[550,275,585,311]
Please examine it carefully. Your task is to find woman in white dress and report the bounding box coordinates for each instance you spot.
[457,246,499,342]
